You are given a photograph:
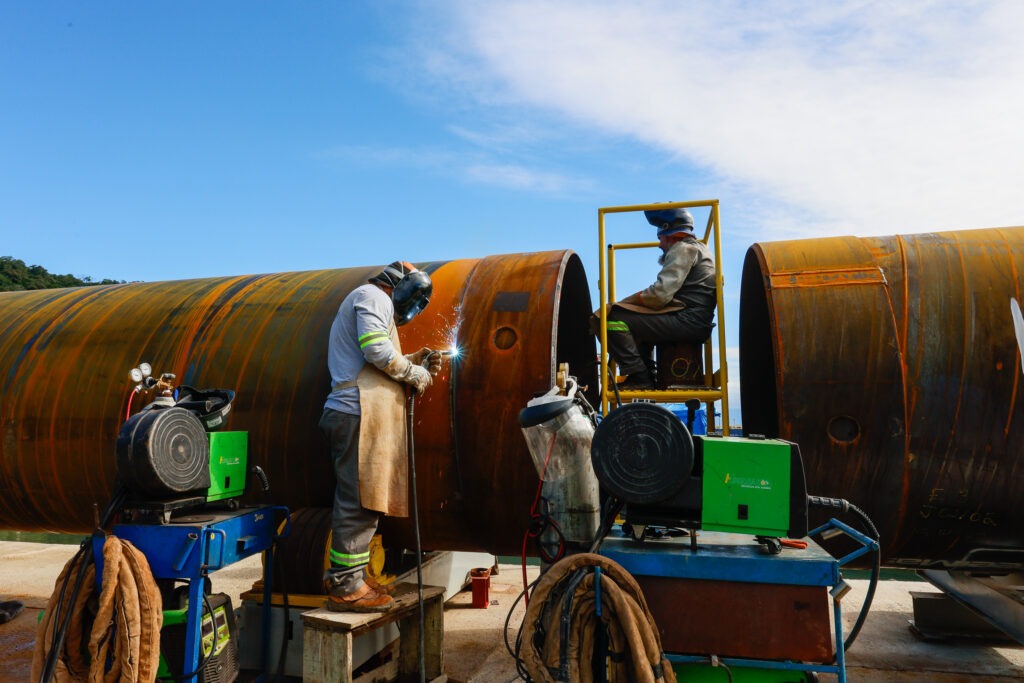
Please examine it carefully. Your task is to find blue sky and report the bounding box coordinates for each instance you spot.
[4,1,1024,410]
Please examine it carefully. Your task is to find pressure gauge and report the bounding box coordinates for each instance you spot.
[130,367,144,383]
[139,362,152,377]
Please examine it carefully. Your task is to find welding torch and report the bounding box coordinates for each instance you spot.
[421,348,457,376]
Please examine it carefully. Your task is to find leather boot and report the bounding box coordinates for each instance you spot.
[325,582,395,613]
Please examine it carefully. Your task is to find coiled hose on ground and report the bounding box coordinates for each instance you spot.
[32,535,163,683]
[519,553,676,683]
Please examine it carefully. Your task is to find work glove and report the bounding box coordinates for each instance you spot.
[384,354,433,393]
[407,347,443,376]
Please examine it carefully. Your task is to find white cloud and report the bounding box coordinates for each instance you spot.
[318,144,588,193]
[428,0,1024,237]
[464,162,592,193]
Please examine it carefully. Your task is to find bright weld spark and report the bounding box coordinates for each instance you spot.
[439,305,465,362]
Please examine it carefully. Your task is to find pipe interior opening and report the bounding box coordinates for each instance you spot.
[739,246,780,437]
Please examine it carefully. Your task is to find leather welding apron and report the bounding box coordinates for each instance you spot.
[354,323,409,517]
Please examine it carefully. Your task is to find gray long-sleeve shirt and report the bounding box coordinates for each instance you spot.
[324,283,399,416]
[639,238,716,310]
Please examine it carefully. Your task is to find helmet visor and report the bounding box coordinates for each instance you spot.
[393,270,433,325]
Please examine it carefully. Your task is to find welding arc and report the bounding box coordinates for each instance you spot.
[519,553,675,683]
[32,536,162,683]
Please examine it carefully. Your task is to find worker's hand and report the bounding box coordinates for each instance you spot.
[404,364,433,393]
[406,347,442,376]
[384,354,433,393]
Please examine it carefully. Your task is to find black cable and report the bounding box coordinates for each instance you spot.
[588,497,624,554]
[39,484,127,683]
[844,502,880,650]
[407,390,426,683]
[807,495,882,652]
[610,373,622,409]
[709,656,733,682]
[39,543,89,683]
[165,591,215,682]
[271,541,290,682]
[503,574,541,682]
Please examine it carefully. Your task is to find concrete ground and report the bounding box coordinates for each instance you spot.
[2,540,1021,682]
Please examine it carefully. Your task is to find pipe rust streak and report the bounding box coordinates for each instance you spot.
[0,252,596,558]
[741,227,1024,569]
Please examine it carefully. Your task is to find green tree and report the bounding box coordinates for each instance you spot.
[0,256,124,292]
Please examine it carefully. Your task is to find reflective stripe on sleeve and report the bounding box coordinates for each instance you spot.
[358,330,390,349]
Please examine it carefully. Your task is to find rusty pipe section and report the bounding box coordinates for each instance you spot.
[740,227,1024,569]
[0,251,596,555]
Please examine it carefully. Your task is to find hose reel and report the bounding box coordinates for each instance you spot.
[590,402,693,505]
[116,407,211,499]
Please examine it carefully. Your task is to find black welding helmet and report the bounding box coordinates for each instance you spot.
[645,207,694,237]
[371,261,433,325]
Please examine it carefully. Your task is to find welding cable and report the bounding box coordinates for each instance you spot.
[519,553,675,683]
[842,502,881,650]
[407,390,427,683]
[587,496,625,554]
[610,374,622,409]
[35,485,127,683]
[162,592,216,682]
[269,540,290,682]
[504,573,542,681]
[808,496,882,652]
[33,534,162,683]
[705,655,733,682]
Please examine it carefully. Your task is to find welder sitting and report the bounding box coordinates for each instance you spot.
[600,207,716,390]
[319,261,442,612]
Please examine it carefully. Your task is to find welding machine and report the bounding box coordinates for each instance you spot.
[590,402,808,543]
[590,403,850,679]
[111,370,279,683]
[116,383,256,519]
[157,590,241,682]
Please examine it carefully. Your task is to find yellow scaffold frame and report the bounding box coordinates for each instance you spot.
[597,199,730,433]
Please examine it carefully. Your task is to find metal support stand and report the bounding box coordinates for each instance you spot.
[93,505,288,682]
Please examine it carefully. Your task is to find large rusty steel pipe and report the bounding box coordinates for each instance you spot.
[0,251,596,555]
[740,227,1024,569]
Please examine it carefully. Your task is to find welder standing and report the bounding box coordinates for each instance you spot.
[319,261,441,612]
[601,207,716,390]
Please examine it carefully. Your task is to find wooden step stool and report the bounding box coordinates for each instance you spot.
[302,583,445,683]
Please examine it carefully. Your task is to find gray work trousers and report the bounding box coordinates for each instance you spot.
[606,306,714,375]
[319,408,379,594]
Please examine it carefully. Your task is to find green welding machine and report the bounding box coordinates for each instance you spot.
[116,385,258,517]
[590,402,808,541]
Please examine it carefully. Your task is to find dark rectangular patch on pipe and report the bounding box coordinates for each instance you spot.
[769,266,886,290]
[493,291,530,312]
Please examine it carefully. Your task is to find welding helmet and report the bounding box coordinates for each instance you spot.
[645,207,694,237]
[371,261,433,325]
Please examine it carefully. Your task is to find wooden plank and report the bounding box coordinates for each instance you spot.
[240,588,325,609]
[301,584,444,636]
[424,593,444,678]
[303,626,352,683]
[302,583,445,683]
[352,657,398,683]
[398,592,444,681]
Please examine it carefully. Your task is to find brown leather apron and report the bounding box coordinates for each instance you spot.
[354,323,409,517]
